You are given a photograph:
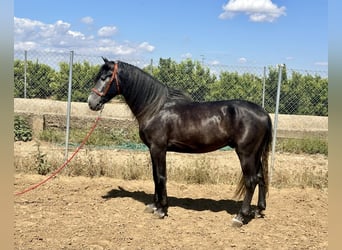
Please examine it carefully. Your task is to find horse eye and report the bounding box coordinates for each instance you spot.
[101,72,112,81]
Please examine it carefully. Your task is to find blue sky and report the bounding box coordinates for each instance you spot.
[14,0,327,71]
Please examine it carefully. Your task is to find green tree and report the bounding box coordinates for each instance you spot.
[280,71,302,114]
[264,65,288,113]
[52,61,100,101]
[13,58,328,116]
[208,71,262,104]
[14,59,56,98]
[295,74,328,116]
[51,62,69,100]
[209,71,240,101]
[14,60,25,98]
[314,76,328,116]
[154,58,177,85]
[151,58,216,101]
[71,61,100,102]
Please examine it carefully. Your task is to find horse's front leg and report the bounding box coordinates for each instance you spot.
[144,146,168,218]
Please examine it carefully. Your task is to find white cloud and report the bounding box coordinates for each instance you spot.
[81,16,94,24]
[14,17,87,51]
[138,42,155,52]
[14,17,155,57]
[181,52,192,59]
[67,30,86,39]
[219,0,286,22]
[238,57,247,63]
[14,41,37,50]
[97,26,118,37]
[14,17,43,34]
[314,61,328,66]
[95,40,155,55]
[209,60,220,65]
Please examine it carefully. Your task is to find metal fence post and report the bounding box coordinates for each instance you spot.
[24,50,27,98]
[150,59,153,75]
[270,64,283,180]
[65,51,74,160]
[262,66,266,108]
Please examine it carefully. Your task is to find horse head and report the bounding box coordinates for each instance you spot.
[88,57,120,111]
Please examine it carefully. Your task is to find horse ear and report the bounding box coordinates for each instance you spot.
[102,57,109,63]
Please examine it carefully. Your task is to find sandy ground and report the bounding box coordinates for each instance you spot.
[14,174,328,250]
[14,141,328,250]
[14,98,328,249]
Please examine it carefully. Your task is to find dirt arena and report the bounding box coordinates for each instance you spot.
[14,153,328,250]
[14,99,328,249]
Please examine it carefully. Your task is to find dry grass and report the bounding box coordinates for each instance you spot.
[14,141,328,190]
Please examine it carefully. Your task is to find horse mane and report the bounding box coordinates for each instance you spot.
[118,61,192,121]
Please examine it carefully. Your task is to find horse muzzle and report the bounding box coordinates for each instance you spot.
[88,94,104,111]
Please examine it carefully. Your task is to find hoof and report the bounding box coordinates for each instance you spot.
[231,216,243,227]
[144,204,167,219]
[144,203,157,213]
[254,209,265,219]
[153,208,167,219]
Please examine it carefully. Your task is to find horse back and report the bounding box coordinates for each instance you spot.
[139,99,271,153]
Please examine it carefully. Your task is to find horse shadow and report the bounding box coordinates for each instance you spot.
[101,186,248,216]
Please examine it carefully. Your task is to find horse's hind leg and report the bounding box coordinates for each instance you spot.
[233,153,259,227]
[255,161,266,218]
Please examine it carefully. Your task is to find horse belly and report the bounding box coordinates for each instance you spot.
[164,107,234,153]
[168,129,231,153]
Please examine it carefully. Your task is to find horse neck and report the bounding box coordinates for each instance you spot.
[118,62,168,122]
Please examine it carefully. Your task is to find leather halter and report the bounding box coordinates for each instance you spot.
[92,62,120,96]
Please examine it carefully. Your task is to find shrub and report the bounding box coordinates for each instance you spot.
[276,137,328,155]
[34,142,50,175]
[14,116,32,142]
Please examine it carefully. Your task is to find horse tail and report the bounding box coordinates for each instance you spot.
[262,116,272,196]
[234,115,272,199]
[234,173,246,199]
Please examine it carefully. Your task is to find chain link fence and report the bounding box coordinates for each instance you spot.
[13,49,328,184]
[14,49,328,174]
[14,49,328,117]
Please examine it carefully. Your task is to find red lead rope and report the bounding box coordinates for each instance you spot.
[15,114,102,196]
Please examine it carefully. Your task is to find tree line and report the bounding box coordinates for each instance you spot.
[14,58,328,116]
